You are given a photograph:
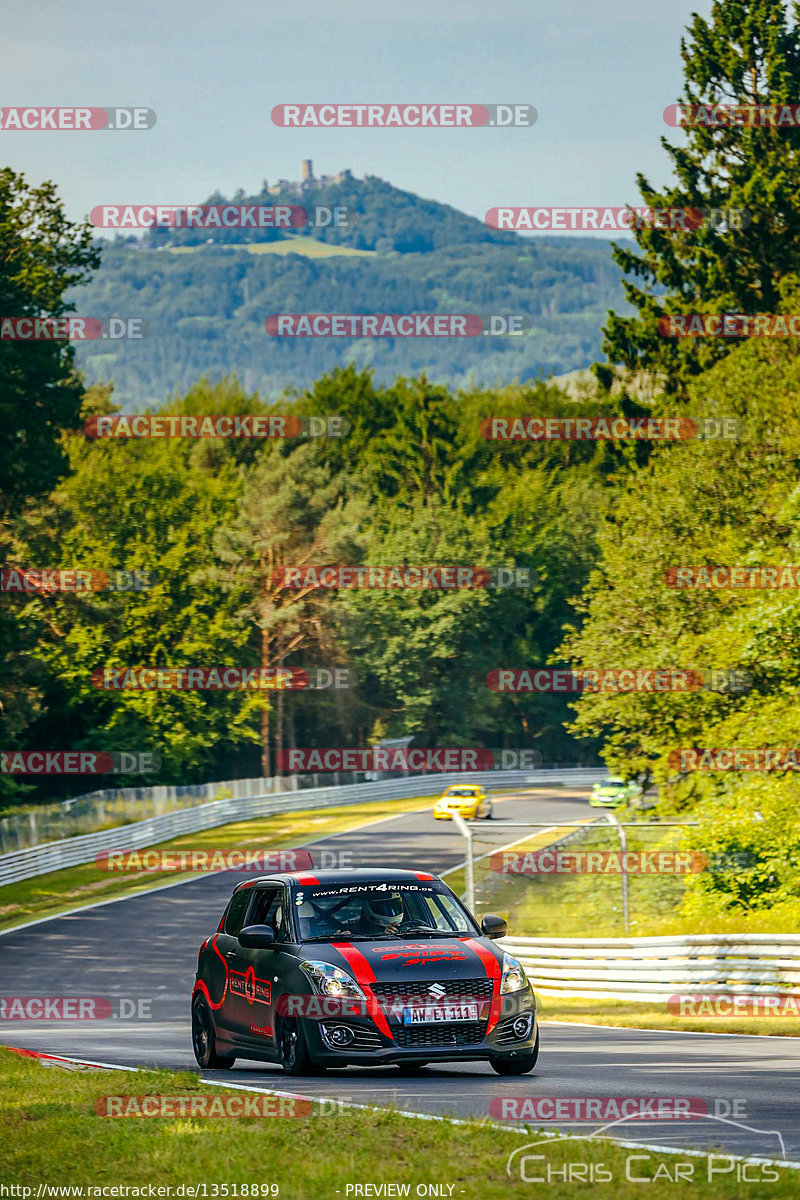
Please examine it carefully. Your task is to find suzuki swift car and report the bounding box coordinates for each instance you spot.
[192,868,537,1076]
[433,784,493,820]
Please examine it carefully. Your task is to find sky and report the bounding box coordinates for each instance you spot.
[2,0,712,236]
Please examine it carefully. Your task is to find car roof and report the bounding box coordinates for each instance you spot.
[233,867,441,892]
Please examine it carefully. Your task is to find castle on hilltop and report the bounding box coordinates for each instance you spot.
[266,161,353,196]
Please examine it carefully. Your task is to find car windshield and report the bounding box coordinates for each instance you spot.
[602,779,625,787]
[293,881,479,942]
[447,789,477,798]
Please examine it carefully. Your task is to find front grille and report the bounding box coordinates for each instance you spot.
[370,978,494,1003]
[394,1023,485,1048]
[320,1023,382,1051]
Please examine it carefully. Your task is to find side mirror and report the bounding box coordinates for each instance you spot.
[481,913,507,940]
[239,924,276,949]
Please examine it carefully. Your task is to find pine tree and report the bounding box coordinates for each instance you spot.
[602,0,800,394]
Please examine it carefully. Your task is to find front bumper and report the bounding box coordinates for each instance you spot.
[301,988,537,1066]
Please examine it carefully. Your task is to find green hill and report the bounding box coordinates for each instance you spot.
[73,172,632,406]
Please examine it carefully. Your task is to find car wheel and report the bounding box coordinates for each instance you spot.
[278,1016,315,1075]
[192,997,236,1070]
[490,1029,539,1076]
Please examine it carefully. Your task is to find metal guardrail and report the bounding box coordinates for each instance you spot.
[500,934,800,1001]
[0,772,302,854]
[0,767,603,887]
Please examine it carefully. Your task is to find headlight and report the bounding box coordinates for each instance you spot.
[501,952,528,994]
[300,960,366,999]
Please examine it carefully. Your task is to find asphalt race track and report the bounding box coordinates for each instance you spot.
[1,786,799,1165]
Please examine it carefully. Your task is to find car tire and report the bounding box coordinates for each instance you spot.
[192,997,236,1070]
[490,1029,539,1076]
[278,1016,316,1075]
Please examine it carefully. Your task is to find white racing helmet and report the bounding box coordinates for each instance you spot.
[363,892,403,929]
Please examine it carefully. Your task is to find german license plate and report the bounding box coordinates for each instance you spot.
[402,1003,479,1024]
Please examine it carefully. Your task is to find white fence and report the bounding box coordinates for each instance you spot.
[0,767,603,888]
[501,934,800,1001]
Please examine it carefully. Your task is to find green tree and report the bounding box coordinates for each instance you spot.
[562,335,800,912]
[0,169,99,516]
[602,0,800,394]
[207,441,354,776]
[0,171,98,796]
[8,380,265,786]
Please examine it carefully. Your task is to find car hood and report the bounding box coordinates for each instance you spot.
[300,936,504,982]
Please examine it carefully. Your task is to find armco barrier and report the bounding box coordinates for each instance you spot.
[501,934,800,1001]
[0,768,603,887]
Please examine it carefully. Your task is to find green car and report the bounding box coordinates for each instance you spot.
[589,777,644,808]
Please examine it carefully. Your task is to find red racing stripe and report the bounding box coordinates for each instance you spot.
[332,942,393,1040]
[463,938,503,1033]
[192,934,229,1011]
[413,871,434,880]
[293,873,319,885]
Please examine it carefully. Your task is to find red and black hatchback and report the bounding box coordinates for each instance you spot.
[192,868,538,1075]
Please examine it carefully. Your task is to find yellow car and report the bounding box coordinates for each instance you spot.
[434,784,493,820]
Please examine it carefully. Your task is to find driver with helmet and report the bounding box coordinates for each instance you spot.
[358,892,404,936]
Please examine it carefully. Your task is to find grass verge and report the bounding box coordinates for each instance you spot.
[462,819,800,1037]
[467,819,800,937]
[538,996,800,1038]
[0,1049,795,1196]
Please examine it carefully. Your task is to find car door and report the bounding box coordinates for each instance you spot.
[214,884,256,1035]
[229,883,290,1048]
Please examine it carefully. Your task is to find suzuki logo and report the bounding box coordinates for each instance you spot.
[428,983,446,998]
